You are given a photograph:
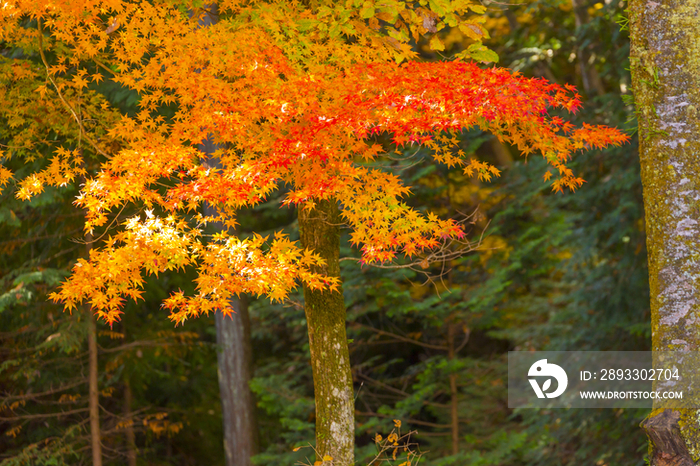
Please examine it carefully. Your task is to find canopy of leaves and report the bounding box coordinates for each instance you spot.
[1,0,626,326]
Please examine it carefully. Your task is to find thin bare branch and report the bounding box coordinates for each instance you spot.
[352,323,447,351]
[0,407,88,421]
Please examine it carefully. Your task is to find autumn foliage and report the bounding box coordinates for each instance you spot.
[0,0,628,326]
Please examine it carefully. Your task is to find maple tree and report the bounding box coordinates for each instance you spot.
[0,0,629,464]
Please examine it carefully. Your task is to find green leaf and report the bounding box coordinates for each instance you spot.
[465,43,499,63]
[360,1,376,18]
[428,0,450,16]
[297,19,320,32]
[429,35,445,51]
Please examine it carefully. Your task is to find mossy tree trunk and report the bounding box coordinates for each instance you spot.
[298,199,355,466]
[630,0,700,463]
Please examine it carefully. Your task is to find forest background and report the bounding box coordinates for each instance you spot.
[0,0,647,465]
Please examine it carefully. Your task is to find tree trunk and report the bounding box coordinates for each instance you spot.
[197,110,259,466]
[489,138,513,167]
[298,199,355,466]
[216,299,258,466]
[192,4,261,455]
[630,0,700,463]
[123,376,137,466]
[87,303,102,466]
[447,323,460,456]
[85,233,103,466]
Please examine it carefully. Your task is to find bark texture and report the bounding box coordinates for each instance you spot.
[123,377,137,466]
[200,135,259,464]
[630,0,700,461]
[641,410,694,466]
[85,233,102,466]
[86,305,102,466]
[195,3,260,453]
[447,323,460,456]
[298,199,355,466]
[198,139,259,465]
[216,299,258,466]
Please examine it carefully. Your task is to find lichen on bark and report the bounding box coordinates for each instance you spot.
[630,0,700,462]
[298,199,355,466]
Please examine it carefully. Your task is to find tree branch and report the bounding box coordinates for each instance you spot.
[352,323,447,351]
[0,407,88,421]
[37,19,110,159]
[356,411,450,429]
